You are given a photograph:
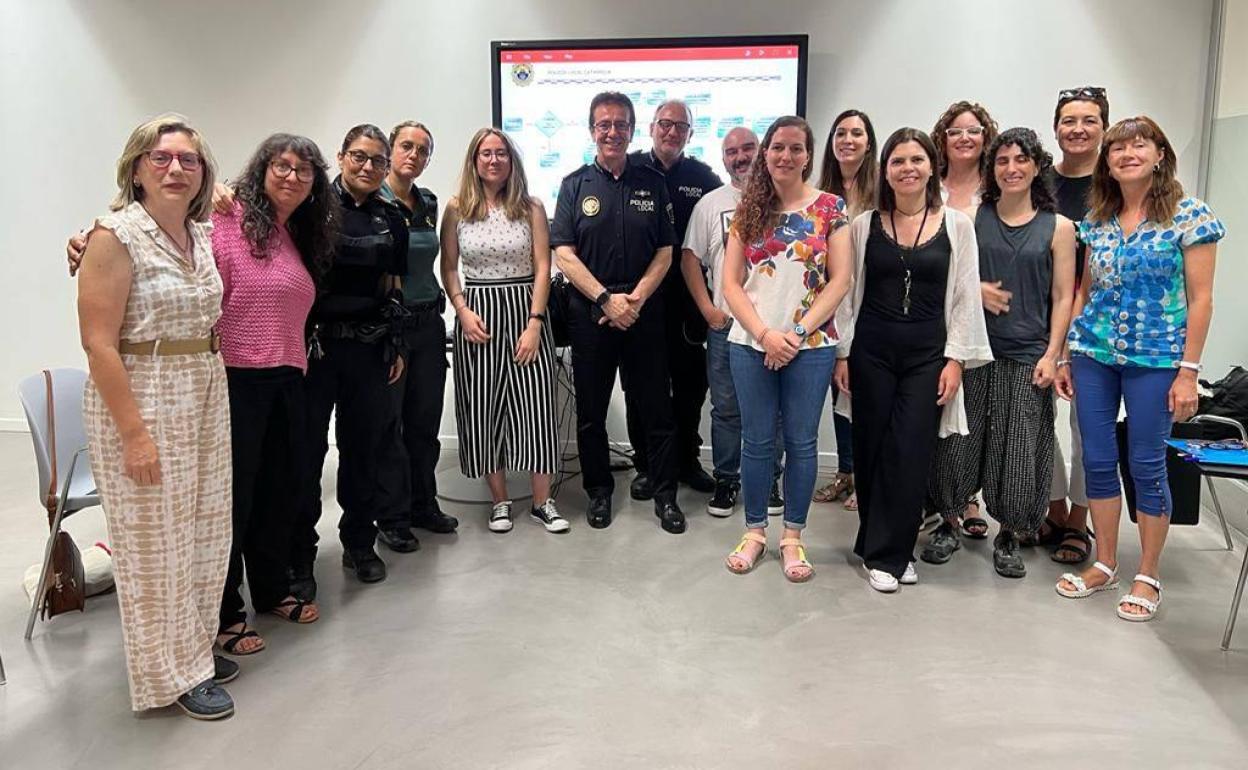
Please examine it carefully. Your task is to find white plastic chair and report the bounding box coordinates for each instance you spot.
[17,368,100,640]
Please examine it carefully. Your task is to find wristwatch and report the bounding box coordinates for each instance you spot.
[1179,361,1203,373]
[594,290,610,307]
[793,323,808,338]
[529,312,546,324]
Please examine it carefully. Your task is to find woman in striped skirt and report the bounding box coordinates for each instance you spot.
[440,128,565,534]
[922,128,1076,578]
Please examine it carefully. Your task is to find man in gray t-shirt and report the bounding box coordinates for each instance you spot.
[681,127,784,517]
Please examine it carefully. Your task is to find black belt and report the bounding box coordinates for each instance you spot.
[314,321,387,343]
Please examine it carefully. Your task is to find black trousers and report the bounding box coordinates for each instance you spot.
[293,337,405,563]
[851,313,946,577]
[385,307,448,520]
[624,284,707,475]
[567,294,677,501]
[220,366,305,630]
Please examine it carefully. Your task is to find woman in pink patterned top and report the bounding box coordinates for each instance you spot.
[211,134,339,655]
[721,116,852,583]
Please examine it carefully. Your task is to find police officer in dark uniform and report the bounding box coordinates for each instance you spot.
[290,124,411,594]
[624,99,723,499]
[377,121,460,544]
[552,91,686,534]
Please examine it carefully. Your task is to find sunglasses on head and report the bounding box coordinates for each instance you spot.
[1058,86,1107,101]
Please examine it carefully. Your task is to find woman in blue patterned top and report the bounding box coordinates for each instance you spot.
[1054,116,1225,622]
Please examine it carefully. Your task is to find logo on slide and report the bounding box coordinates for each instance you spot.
[582,196,601,216]
[511,64,534,86]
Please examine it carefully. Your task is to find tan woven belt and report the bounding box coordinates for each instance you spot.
[118,332,220,356]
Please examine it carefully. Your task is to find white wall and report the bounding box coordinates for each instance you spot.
[0,0,1220,461]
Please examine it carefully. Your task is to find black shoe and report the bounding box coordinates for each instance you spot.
[342,548,387,583]
[288,564,316,602]
[212,655,239,685]
[412,509,459,534]
[707,478,739,518]
[680,465,716,493]
[655,500,687,534]
[993,530,1026,578]
[630,473,654,501]
[587,496,613,529]
[767,480,785,516]
[920,521,962,565]
[377,526,420,553]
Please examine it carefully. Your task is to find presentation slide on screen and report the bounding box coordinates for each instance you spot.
[497,44,801,213]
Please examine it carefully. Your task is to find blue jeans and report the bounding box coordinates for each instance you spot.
[1071,355,1176,516]
[706,324,782,483]
[830,388,853,473]
[729,342,835,529]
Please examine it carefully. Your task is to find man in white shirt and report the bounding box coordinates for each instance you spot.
[681,127,784,517]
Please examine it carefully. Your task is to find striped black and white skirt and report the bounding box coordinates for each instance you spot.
[452,277,559,478]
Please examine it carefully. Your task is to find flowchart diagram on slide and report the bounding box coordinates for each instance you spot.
[497,45,802,211]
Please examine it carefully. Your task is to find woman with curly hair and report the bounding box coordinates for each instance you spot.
[929,99,999,538]
[1055,116,1224,621]
[720,116,851,582]
[922,128,1076,578]
[834,128,991,593]
[932,100,998,217]
[211,133,338,653]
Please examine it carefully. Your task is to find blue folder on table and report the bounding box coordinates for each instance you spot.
[1166,439,1248,467]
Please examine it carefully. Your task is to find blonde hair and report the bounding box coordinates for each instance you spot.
[112,113,217,221]
[454,128,531,222]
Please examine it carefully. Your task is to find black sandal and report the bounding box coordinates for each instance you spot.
[1051,528,1092,565]
[961,516,990,540]
[269,597,318,624]
[1019,517,1064,547]
[216,625,266,656]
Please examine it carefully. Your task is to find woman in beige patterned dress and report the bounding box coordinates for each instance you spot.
[77,114,235,720]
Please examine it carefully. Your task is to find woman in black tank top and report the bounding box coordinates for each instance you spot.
[923,128,1076,578]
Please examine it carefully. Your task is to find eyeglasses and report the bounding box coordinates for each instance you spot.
[345,150,390,171]
[1058,86,1107,101]
[478,148,511,161]
[146,150,202,171]
[397,143,432,159]
[655,119,691,134]
[944,127,985,139]
[593,120,633,135]
[269,159,316,182]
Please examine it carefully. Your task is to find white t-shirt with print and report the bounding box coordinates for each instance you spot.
[681,183,742,313]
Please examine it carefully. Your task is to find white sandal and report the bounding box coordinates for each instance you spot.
[1117,574,1163,622]
[1056,560,1119,598]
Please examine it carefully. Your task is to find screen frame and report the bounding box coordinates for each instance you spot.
[490,34,810,129]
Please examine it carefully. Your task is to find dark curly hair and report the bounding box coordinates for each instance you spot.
[931,100,999,178]
[233,133,339,287]
[980,127,1056,212]
[733,116,816,247]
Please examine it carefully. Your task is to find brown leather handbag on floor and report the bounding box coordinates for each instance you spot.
[40,369,85,620]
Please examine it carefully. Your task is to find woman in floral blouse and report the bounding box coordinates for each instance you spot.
[720,116,852,582]
[1055,116,1224,622]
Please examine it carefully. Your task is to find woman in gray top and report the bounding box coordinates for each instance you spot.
[923,128,1076,578]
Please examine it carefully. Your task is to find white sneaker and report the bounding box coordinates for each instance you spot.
[530,498,570,533]
[900,562,918,585]
[488,501,514,532]
[866,565,899,593]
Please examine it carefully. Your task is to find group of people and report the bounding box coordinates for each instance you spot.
[67,83,1223,720]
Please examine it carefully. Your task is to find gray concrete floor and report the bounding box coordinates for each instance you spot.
[1,432,1247,769]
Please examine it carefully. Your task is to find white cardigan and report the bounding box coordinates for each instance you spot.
[834,208,993,437]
